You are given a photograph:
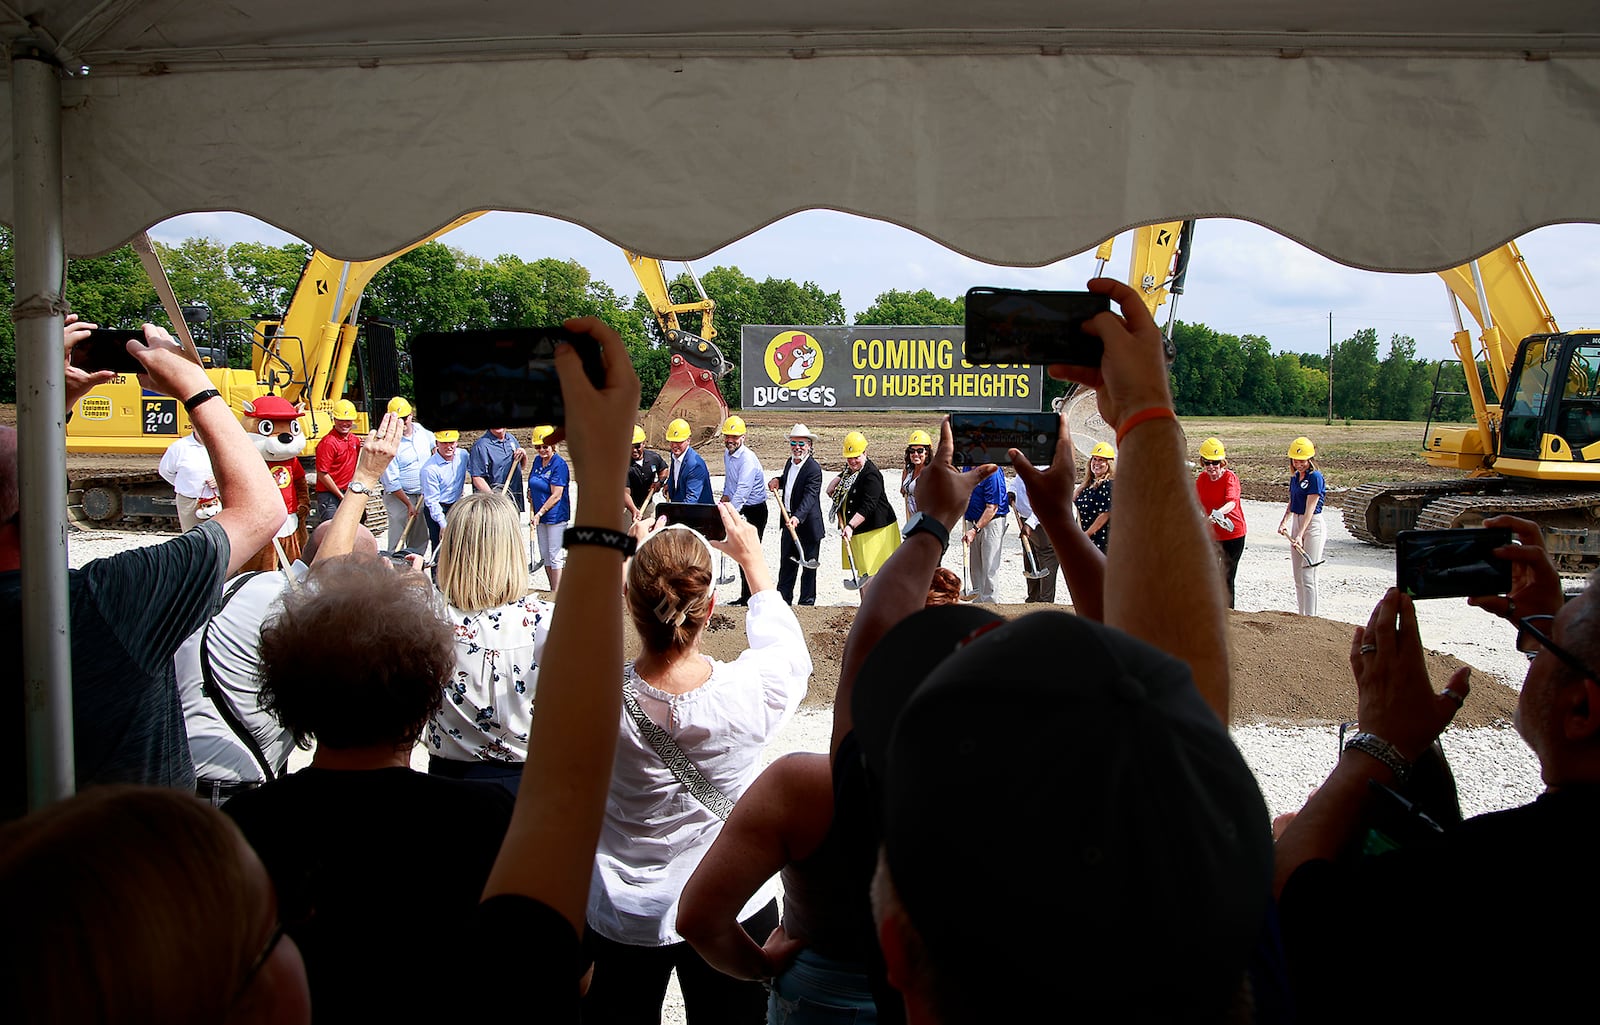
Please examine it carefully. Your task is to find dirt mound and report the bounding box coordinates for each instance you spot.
[625,604,1519,729]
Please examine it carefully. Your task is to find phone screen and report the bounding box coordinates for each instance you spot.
[963,288,1109,367]
[948,412,1059,468]
[409,327,605,430]
[70,329,148,375]
[657,502,728,541]
[1396,528,1513,599]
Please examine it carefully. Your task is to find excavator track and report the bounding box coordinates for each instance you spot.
[1415,488,1600,574]
[1341,479,1495,547]
[67,470,180,531]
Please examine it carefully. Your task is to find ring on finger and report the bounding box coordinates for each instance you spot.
[1359,643,1378,654]
[1443,688,1466,707]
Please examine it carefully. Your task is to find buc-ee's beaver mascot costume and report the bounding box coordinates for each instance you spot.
[237,394,310,572]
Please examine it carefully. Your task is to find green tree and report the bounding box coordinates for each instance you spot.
[1237,335,1282,415]
[1273,353,1312,417]
[1329,327,1380,419]
[227,241,311,315]
[855,288,964,326]
[688,266,847,406]
[1373,333,1428,420]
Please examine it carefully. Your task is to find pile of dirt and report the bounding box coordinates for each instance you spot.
[626,604,1519,729]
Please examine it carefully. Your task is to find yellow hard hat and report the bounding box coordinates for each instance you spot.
[721,415,747,436]
[665,418,692,443]
[1090,441,1116,460]
[330,399,358,421]
[1199,437,1226,461]
[1288,436,1316,460]
[632,425,647,445]
[386,396,413,417]
[434,429,459,443]
[907,429,933,447]
[530,425,556,446]
[843,431,868,458]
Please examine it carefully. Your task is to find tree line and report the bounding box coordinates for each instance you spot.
[0,230,1476,422]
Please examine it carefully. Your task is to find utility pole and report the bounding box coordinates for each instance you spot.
[1327,311,1334,423]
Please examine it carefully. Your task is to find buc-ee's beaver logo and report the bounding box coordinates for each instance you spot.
[764,331,824,388]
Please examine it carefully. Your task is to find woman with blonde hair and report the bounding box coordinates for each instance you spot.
[427,491,552,793]
[1074,440,1115,553]
[1278,435,1327,616]
[584,504,811,1024]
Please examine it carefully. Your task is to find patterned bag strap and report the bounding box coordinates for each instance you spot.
[621,663,734,821]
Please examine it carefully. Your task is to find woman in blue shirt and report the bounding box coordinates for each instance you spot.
[1277,436,1326,616]
[526,425,571,593]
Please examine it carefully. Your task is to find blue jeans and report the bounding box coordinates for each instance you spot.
[769,950,877,1025]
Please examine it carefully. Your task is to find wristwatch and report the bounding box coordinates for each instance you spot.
[347,480,373,497]
[901,511,951,555]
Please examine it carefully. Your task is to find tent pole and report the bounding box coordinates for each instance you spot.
[11,41,74,811]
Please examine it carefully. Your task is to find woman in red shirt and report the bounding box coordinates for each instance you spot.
[1195,437,1247,608]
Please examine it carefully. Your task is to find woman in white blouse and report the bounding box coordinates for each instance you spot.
[583,505,811,1025]
[424,492,552,794]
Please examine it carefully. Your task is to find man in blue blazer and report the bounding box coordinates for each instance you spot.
[768,424,825,605]
[664,417,713,504]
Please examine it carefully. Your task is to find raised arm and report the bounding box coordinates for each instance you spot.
[128,324,284,576]
[482,317,640,933]
[1057,278,1230,720]
[1013,414,1105,621]
[316,414,400,561]
[832,417,989,758]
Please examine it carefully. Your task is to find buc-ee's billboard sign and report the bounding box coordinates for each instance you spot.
[740,326,1044,412]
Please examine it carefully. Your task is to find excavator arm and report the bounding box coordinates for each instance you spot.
[627,252,731,448]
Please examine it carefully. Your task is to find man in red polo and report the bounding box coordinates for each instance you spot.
[314,399,363,525]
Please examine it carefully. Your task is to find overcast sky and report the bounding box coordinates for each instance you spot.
[151,211,1600,365]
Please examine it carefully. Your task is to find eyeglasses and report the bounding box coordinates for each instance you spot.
[231,920,287,1006]
[1517,615,1598,682]
[1202,459,1222,467]
[789,441,809,448]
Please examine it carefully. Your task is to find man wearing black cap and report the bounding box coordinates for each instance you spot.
[833,279,1274,1023]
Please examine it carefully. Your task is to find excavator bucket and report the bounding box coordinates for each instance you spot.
[642,331,731,450]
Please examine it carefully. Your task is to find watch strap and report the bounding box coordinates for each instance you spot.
[902,512,951,554]
[1344,731,1411,783]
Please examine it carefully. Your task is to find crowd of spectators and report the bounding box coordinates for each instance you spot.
[4,285,1595,1025]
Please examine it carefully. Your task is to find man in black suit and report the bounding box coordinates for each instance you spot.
[768,424,825,605]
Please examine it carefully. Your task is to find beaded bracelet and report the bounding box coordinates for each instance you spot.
[565,524,637,557]
[1114,405,1177,445]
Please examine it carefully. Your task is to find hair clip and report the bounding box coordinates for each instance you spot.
[653,594,688,627]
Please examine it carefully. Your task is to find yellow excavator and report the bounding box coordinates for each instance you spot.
[64,214,730,528]
[1343,240,1600,572]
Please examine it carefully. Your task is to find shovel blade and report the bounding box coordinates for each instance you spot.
[843,578,864,591]
[1024,569,1050,580]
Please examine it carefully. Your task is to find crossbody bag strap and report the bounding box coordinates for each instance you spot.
[622,664,734,821]
[200,572,280,784]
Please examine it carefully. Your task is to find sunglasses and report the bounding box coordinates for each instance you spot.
[1202,459,1222,467]
[789,441,810,448]
[1517,615,1598,681]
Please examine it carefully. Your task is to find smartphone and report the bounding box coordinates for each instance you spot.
[948,412,1059,468]
[964,287,1110,366]
[657,501,728,541]
[1396,527,1513,599]
[408,327,606,430]
[70,328,147,374]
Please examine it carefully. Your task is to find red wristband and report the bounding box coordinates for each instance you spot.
[1114,406,1177,445]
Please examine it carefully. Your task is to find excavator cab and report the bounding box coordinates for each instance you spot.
[1500,332,1600,464]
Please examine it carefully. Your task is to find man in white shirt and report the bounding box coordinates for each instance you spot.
[420,429,468,555]
[377,397,434,553]
[719,415,768,605]
[158,430,218,532]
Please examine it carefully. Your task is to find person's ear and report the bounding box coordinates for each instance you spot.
[1566,677,1600,741]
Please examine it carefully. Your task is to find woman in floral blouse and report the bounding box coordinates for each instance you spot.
[425,492,552,794]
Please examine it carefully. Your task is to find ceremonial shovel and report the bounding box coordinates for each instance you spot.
[838,514,864,591]
[960,538,978,601]
[1289,536,1326,569]
[1015,508,1050,580]
[507,459,544,575]
[717,552,738,586]
[774,492,821,569]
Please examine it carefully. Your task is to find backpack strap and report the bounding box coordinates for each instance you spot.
[199,572,281,783]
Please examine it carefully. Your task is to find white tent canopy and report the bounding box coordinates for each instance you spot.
[5,2,1600,270]
[5,3,1600,808]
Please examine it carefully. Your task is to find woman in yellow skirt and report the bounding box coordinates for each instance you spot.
[829,430,901,584]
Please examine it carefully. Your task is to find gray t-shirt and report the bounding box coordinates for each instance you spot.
[5,519,230,819]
